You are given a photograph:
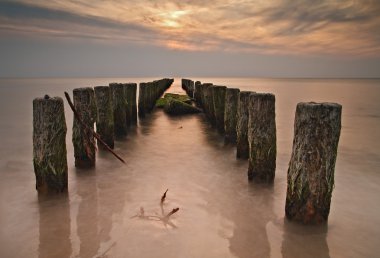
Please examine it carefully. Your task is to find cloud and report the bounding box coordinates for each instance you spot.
[0,0,380,56]
[0,1,163,44]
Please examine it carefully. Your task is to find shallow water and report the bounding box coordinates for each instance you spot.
[0,77,379,258]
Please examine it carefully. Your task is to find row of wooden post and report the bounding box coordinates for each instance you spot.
[33,78,173,194]
[138,78,174,117]
[183,78,342,224]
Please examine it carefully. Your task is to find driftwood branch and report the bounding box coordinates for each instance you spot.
[164,208,179,219]
[64,91,126,164]
[161,189,168,204]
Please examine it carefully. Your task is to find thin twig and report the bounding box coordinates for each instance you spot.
[64,91,126,164]
[161,189,168,204]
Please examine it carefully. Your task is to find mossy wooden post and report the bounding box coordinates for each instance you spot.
[200,83,213,112]
[182,79,194,98]
[212,86,227,132]
[236,91,253,159]
[247,93,276,182]
[72,87,97,168]
[205,85,216,125]
[151,81,157,111]
[138,82,147,118]
[33,96,68,193]
[194,81,202,106]
[94,86,114,149]
[110,83,127,137]
[224,88,240,143]
[124,83,137,125]
[285,102,342,224]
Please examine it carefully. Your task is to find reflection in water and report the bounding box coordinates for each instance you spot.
[229,185,275,258]
[1,78,380,257]
[38,193,72,258]
[75,169,100,258]
[281,219,330,258]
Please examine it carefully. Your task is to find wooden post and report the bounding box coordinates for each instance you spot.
[110,83,128,137]
[147,82,155,112]
[33,96,68,193]
[72,87,97,168]
[182,79,194,98]
[236,91,253,159]
[125,83,137,125]
[285,102,342,224]
[247,93,276,182]
[200,83,212,113]
[94,86,114,149]
[194,81,202,106]
[138,82,147,118]
[212,86,227,132]
[224,88,240,143]
[205,85,216,125]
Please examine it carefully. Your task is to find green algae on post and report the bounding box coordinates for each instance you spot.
[33,96,68,193]
[285,102,342,224]
[164,99,202,115]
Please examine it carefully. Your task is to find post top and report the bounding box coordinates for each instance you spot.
[73,87,94,93]
[297,102,342,109]
[94,86,109,90]
[249,92,275,101]
[33,96,63,103]
[226,88,240,92]
[213,85,227,90]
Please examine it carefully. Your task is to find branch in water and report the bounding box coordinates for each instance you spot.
[165,208,179,219]
[161,189,168,204]
[64,91,126,164]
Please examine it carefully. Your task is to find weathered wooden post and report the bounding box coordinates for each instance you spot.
[285,102,342,224]
[200,83,212,113]
[94,86,114,149]
[72,87,97,168]
[224,88,240,143]
[33,96,68,193]
[182,79,194,98]
[236,91,253,159]
[138,82,147,118]
[194,81,202,106]
[205,85,216,125]
[125,83,137,125]
[247,93,276,182]
[110,83,128,137]
[147,82,155,112]
[212,86,227,132]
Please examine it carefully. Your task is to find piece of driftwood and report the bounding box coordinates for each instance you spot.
[161,189,168,204]
[64,92,126,164]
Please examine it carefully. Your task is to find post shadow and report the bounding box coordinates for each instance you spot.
[228,184,275,258]
[75,169,100,258]
[38,193,72,258]
[281,218,330,258]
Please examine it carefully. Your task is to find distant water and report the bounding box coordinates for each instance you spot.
[0,77,379,258]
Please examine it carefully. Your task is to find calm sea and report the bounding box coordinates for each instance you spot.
[0,77,379,258]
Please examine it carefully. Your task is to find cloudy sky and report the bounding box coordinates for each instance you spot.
[0,0,379,77]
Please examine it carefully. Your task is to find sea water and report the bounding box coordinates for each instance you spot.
[0,77,379,258]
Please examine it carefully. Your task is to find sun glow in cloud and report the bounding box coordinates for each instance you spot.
[1,0,380,56]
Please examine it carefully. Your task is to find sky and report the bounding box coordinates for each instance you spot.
[0,0,379,78]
